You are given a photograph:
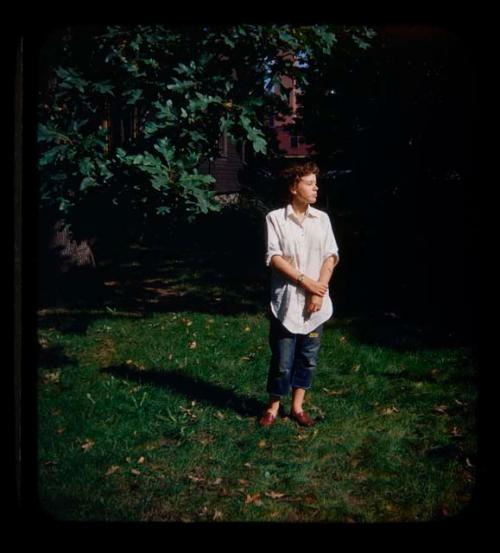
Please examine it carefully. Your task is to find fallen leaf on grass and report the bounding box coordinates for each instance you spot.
[188,340,197,349]
[432,405,449,415]
[213,510,223,521]
[244,326,251,332]
[258,440,266,448]
[238,479,249,486]
[81,439,95,452]
[382,406,400,415]
[131,469,141,476]
[105,465,120,476]
[138,456,145,464]
[215,411,225,420]
[265,492,286,500]
[38,337,49,349]
[42,370,61,384]
[309,406,325,419]
[56,427,65,434]
[188,475,205,483]
[450,426,463,438]
[245,493,262,506]
[179,405,197,419]
[322,388,348,396]
[212,478,223,486]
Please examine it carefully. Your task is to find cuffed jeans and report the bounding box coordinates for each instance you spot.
[266,313,324,398]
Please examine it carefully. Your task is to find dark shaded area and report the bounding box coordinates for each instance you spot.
[343,312,475,352]
[296,26,480,349]
[37,344,77,370]
[102,363,267,418]
[37,199,273,341]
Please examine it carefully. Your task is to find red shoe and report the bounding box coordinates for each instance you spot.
[290,410,315,427]
[259,411,277,427]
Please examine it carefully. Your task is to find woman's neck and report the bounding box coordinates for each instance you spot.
[291,199,308,216]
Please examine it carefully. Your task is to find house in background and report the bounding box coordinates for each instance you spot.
[270,72,314,160]
[198,133,246,203]
[205,71,313,201]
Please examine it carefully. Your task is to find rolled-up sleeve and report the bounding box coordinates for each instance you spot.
[265,214,283,267]
[323,214,340,265]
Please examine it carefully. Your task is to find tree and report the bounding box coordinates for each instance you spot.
[38,24,376,227]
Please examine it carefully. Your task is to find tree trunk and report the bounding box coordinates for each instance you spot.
[40,218,100,307]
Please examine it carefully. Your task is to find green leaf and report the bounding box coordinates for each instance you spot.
[249,133,267,154]
[151,175,167,191]
[156,206,171,215]
[154,100,176,121]
[115,147,127,160]
[144,121,159,137]
[39,145,67,166]
[167,79,196,94]
[125,89,143,105]
[222,35,235,49]
[80,177,98,191]
[174,62,195,76]
[93,81,115,96]
[79,157,94,176]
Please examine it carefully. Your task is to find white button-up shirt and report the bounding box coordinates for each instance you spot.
[265,204,340,334]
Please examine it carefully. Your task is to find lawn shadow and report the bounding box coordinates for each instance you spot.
[37,308,144,336]
[337,311,475,351]
[38,244,269,336]
[102,363,267,418]
[38,344,78,370]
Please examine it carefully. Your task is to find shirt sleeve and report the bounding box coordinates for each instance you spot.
[265,213,283,267]
[323,213,340,265]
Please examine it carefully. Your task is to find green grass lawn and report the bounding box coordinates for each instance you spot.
[37,305,477,522]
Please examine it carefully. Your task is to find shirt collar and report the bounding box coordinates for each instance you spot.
[285,203,320,220]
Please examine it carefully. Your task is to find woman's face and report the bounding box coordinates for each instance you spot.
[290,173,318,205]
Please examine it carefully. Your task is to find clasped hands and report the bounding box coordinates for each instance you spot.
[301,277,328,315]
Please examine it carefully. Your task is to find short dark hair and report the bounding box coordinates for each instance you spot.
[281,161,319,203]
[282,161,320,188]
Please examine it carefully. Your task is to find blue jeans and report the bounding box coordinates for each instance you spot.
[266,313,324,398]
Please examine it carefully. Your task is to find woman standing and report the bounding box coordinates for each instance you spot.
[260,162,340,427]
